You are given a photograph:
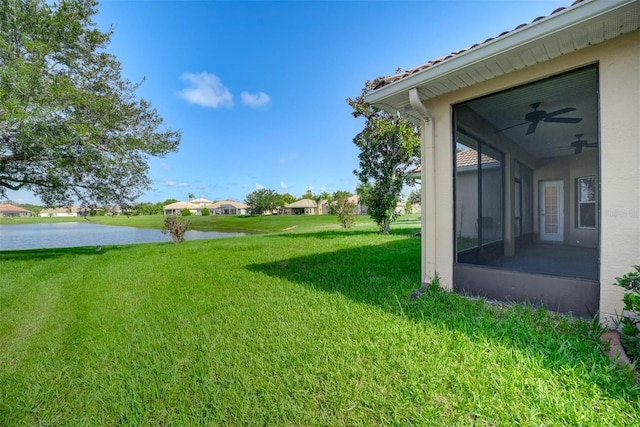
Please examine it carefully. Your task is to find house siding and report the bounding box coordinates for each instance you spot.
[598,30,640,322]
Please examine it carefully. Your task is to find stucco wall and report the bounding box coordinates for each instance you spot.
[420,29,639,322]
[598,30,640,323]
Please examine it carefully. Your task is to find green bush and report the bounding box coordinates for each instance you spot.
[333,198,356,228]
[614,265,640,361]
[201,207,210,216]
[181,208,192,216]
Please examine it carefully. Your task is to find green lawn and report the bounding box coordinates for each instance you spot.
[1,216,638,425]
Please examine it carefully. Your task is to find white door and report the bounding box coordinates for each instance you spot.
[539,180,564,242]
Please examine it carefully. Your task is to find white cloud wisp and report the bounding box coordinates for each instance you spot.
[178,72,233,108]
[241,91,271,108]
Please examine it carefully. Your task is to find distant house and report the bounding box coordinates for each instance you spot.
[394,201,417,215]
[347,195,368,215]
[406,203,420,215]
[210,200,248,215]
[163,199,247,215]
[284,199,328,215]
[0,203,32,218]
[105,206,124,216]
[39,206,83,217]
[163,201,199,215]
[345,190,415,216]
[190,198,213,206]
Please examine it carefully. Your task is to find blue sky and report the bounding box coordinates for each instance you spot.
[10,0,570,205]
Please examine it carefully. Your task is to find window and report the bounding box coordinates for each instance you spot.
[577,176,597,228]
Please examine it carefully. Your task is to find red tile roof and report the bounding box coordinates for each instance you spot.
[0,203,32,214]
[456,150,499,168]
[374,0,586,90]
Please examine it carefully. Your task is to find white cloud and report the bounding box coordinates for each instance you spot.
[280,181,288,190]
[241,91,270,108]
[320,186,327,192]
[161,162,170,170]
[255,183,265,190]
[164,179,189,188]
[177,72,233,108]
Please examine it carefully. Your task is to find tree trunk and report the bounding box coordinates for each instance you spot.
[381,218,391,235]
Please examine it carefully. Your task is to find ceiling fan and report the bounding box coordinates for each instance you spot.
[568,134,598,154]
[497,102,583,135]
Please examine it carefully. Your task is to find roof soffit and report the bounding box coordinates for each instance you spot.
[366,0,640,114]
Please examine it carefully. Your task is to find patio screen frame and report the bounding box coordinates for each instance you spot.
[450,65,600,317]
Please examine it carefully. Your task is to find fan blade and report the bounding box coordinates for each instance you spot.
[543,117,582,123]
[585,142,598,148]
[495,121,528,133]
[545,107,576,117]
[526,121,538,135]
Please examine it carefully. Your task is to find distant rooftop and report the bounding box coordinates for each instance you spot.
[457,150,499,168]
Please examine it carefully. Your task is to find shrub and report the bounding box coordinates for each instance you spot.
[161,215,191,243]
[181,208,191,216]
[201,207,210,216]
[333,198,356,228]
[614,265,640,361]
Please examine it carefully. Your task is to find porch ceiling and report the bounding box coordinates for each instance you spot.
[463,66,599,159]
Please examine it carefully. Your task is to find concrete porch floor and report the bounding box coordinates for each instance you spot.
[487,244,598,280]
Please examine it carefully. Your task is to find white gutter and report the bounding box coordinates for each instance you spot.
[408,88,432,123]
[408,88,436,284]
[367,0,637,105]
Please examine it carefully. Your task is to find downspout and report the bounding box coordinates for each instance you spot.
[408,88,437,286]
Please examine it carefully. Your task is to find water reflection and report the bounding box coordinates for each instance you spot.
[0,222,244,251]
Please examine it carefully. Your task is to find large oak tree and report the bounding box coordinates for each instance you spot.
[244,188,279,216]
[347,81,419,234]
[0,0,181,207]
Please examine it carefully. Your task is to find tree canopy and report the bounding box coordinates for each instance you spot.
[332,190,352,201]
[277,192,296,206]
[301,189,314,200]
[407,188,421,205]
[244,188,279,216]
[0,0,180,207]
[347,81,420,234]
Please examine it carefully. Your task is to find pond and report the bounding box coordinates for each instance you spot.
[0,222,244,251]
